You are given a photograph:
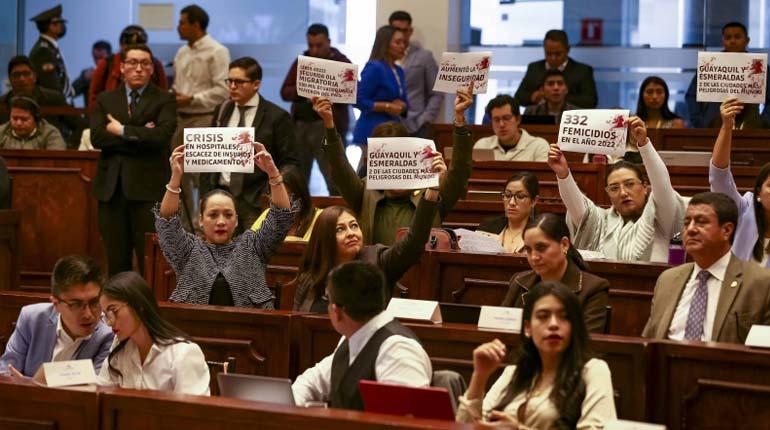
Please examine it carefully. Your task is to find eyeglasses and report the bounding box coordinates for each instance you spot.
[102,304,126,325]
[491,114,515,124]
[605,179,643,194]
[501,191,531,203]
[124,59,153,69]
[55,296,101,314]
[225,78,254,87]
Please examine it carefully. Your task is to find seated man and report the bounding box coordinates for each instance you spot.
[0,96,66,150]
[514,29,597,109]
[1,255,114,377]
[474,95,549,161]
[523,69,578,124]
[643,192,770,343]
[292,261,431,410]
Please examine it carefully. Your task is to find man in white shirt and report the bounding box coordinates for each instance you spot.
[1,255,114,377]
[292,261,432,410]
[473,95,549,161]
[172,4,230,230]
[643,192,770,343]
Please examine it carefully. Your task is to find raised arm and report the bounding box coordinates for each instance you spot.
[437,81,474,218]
[710,98,746,208]
[155,145,196,271]
[549,143,590,227]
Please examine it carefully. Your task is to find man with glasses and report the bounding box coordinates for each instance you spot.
[28,5,73,99]
[473,95,549,161]
[1,256,113,377]
[91,44,177,276]
[547,117,685,262]
[199,57,300,232]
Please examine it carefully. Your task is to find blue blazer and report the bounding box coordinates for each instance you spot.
[353,60,408,144]
[1,303,114,377]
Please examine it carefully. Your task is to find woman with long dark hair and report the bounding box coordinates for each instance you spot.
[501,213,609,333]
[457,281,616,427]
[251,166,319,241]
[97,272,210,395]
[711,97,770,265]
[635,76,685,130]
[477,172,540,254]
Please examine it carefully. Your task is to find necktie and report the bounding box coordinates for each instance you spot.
[229,105,249,195]
[684,270,711,341]
[237,105,248,127]
[129,90,140,117]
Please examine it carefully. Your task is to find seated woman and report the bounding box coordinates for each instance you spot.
[711,97,770,266]
[502,213,609,333]
[98,272,210,395]
[636,76,686,130]
[548,117,685,262]
[477,172,539,254]
[457,281,616,428]
[251,167,320,242]
[293,161,446,312]
[155,143,296,309]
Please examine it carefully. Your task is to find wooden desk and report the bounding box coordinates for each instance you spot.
[2,149,102,289]
[0,210,20,291]
[0,377,99,430]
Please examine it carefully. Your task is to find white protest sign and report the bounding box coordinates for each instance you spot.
[183,127,255,173]
[745,325,770,348]
[478,306,522,333]
[43,359,98,387]
[366,137,440,190]
[454,228,506,254]
[556,109,629,157]
[387,298,442,324]
[296,55,358,104]
[433,51,492,94]
[696,52,767,103]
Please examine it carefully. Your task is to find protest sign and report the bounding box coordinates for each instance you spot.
[556,109,629,157]
[366,137,440,190]
[696,52,767,103]
[296,55,358,104]
[183,127,254,173]
[433,51,492,94]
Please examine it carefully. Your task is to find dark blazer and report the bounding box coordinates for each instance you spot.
[200,97,301,208]
[477,215,508,235]
[501,259,610,333]
[90,83,176,202]
[514,57,598,108]
[353,60,408,144]
[0,86,86,148]
[29,36,68,94]
[642,254,770,343]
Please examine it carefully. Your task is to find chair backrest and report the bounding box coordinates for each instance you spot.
[431,369,467,413]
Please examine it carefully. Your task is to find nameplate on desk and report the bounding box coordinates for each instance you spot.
[605,419,665,430]
[387,298,442,324]
[745,325,770,348]
[478,306,522,333]
[43,359,98,387]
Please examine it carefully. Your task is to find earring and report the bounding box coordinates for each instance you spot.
[758,197,762,203]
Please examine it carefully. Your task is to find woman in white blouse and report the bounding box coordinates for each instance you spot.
[98,272,210,395]
[457,281,616,429]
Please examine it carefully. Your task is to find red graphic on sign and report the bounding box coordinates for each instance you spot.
[340,69,356,82]
[750,59,765,76]
[608,115,626,129]
[476,57,490,70]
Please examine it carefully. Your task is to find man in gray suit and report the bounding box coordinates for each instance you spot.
[642,192,770,344]
[389,11,444,138]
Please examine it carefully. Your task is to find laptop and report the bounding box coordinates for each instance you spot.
[217,373,295,405]
[359,380,455,421]
[439,302,482,324]
[443,146,496,161]
[658,150,712,167]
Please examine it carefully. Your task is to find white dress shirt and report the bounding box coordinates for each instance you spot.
[219,92,260,186]
[668,251,731,341]
[98,337,210,396]
[51,315,91,362]
[473,129,549,161]
[173,34,230,114]
[291,311,432,406]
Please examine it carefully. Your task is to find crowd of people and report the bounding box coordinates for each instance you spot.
[2,3,770,429]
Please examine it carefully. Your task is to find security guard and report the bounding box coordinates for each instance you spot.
[29,4,72,98]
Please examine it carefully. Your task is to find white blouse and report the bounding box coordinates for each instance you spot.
[456,358,616,429]
[98,338,210,396]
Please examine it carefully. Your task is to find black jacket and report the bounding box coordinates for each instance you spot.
[514,57,597,108]
[29,36,68,95]
[477,215,508,235]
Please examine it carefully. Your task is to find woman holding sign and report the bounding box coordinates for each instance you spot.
[353,25,408,176]
[710,97,770,266]
[548,117,685,262]
[155,143,296,309]
[456,281,616,427]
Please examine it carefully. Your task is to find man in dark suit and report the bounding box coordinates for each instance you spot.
[200,56,300,232]
[28,4,72,98]
[642,192,770,344]
[1,55,84,148]
[514,29,597,109]
[90,44,176,276]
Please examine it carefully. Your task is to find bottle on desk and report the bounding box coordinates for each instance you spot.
[668,232,686,265]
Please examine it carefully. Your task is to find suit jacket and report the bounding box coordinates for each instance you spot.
[29,36,69,96]
[402,44,443,134]
[0,303,114,377]
[642,254,770,343]
[0,86,86,148]
[200,97,301,208]
[514,58,597,108]
[90,83,176,202]
[501,260,610,333]
[477,215,508,235]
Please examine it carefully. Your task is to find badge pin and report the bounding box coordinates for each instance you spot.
[730,281,738,288]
